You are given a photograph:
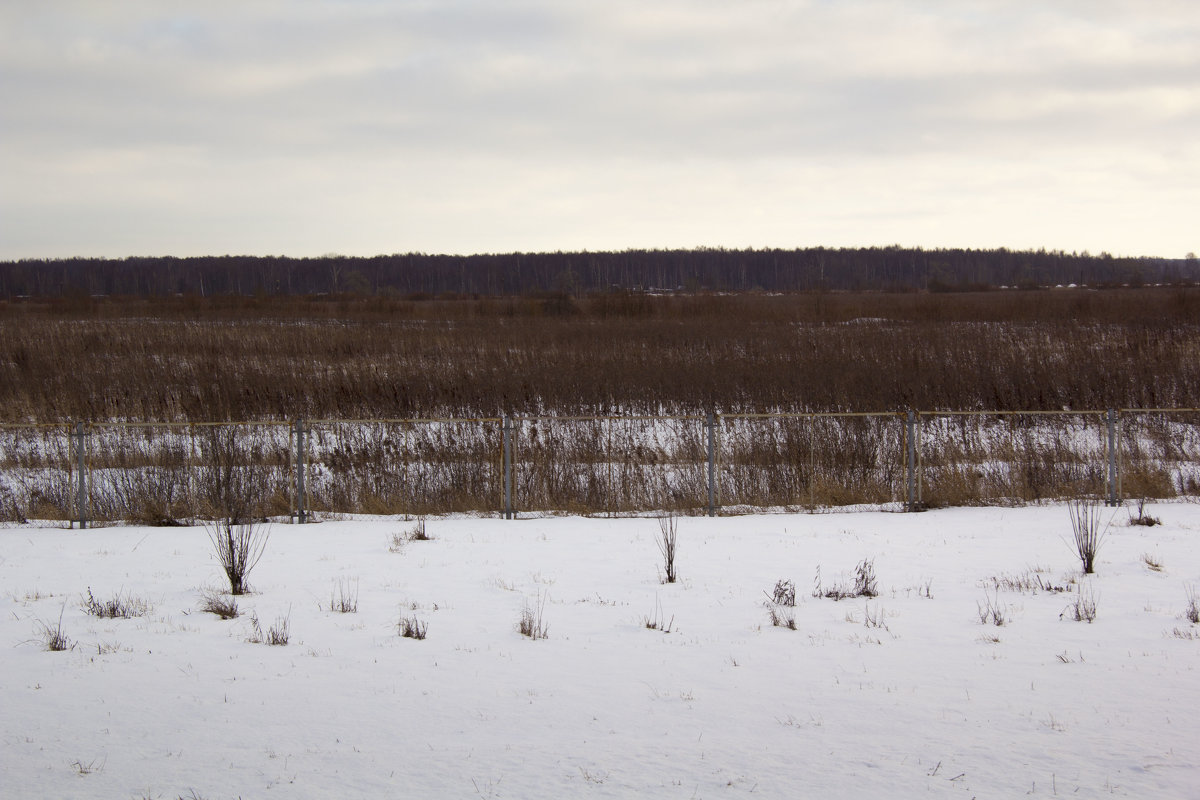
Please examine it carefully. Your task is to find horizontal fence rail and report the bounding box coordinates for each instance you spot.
[1,409,1198,526]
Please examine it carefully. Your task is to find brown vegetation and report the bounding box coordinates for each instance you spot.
[1,289,1197,519]
[1,288,1198,423]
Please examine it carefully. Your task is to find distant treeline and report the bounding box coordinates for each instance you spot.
[1,247,1195,297]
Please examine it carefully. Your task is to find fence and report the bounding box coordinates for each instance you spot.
[1,409,1198,526]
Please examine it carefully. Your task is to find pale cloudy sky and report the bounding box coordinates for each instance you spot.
[2,1,1197,259]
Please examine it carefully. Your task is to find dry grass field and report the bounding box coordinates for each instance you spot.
[1,288,1197,423]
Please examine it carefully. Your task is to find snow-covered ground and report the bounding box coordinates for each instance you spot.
[2,504,1198,799]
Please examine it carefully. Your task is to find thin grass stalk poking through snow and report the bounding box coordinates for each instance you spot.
[772,579,796,607]
[199,589,239,619]
[266,611,290,645]
[643,595,674,633]
[81,588,150,619]
[1064,584,1097,623]
[399,616,428,639]
[329,578,359,613]
[518,592,549,639]
[36,606,73,651]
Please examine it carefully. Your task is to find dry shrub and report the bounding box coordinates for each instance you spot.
[248,610,290,645]
[199,590,239,619]
[771,579,796,606]
[656,515,678,584]
[767,603,796,630]
[207,517,269,595]
[1067,497,1108,575]
[4,290,1199,425]
[1064,584,1098,623]
[399,616,428,639]
[329,578,359,613]
[3,290,1200,516]
[812,560,878,601]
[518,593,549,639]
[977,591,1007,626]
[82,588,150,619]
[35,608,73,651]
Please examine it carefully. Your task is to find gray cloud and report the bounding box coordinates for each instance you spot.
[2,0,1198,258]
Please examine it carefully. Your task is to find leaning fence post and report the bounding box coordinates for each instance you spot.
[502,416,514,520]
[706,410,717,517]
[293,418,308,523]
[1106,409,1119,507]
[906,411,917,512]
[73,421,88,529]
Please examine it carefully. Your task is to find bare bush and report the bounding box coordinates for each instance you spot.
[518,593,549,639]
[1064,584,1097,623]
[984,569,1069,594]
[1067,497,1108,575]
[771,579,796,607]
[35,607,73,651]
[812,559,878,600]
[1128,497,1161,527]
[248,610,290,645]
[81,588,150,619]
[408,518,432,541]
[656,515,678,584]
[329,578,359,613]
[199,590,239,619]
[766,602,797,630]
[0,485,26,523]
[267,614,290,645]
[977,591,1007,626]
[854,559,878,597]
[390,518,432,552]
[399,616,428,639]
[643,595,673,632]
[207,517,269,595]
[862,603,888,630]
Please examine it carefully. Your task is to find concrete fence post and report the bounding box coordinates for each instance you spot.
[706,410,717,517]
[503,416,514,520]
[293,418,308,523]
[1106,409,1119,506]
[73,421,88,529]
[906,411,917,512]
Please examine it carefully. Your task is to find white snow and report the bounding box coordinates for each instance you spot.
[2,504,1198,798]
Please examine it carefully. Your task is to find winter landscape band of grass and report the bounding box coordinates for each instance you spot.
[2,411,1199,523]
[3,499,1198,798]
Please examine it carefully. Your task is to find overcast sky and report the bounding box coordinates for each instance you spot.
[2,1,1197,260]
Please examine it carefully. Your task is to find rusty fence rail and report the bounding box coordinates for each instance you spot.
[1,409,1197,526]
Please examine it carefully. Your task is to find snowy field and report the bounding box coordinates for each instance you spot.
[2,504,1198,799]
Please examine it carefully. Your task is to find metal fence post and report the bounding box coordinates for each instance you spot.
[706,410,717,517]
[1106,409,1119,506]
[503,416,513,520]
[294,418,308,523]
[74,421,88,529]
[906,411,917,512]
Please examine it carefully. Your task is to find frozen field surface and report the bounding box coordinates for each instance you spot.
[2,504,1198,799]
